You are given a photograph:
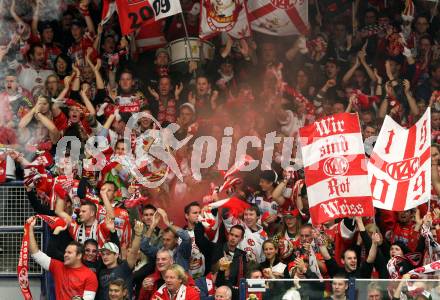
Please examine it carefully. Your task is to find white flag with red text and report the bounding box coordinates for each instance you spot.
[247,0,309,36]
[199,0,251,39]
[299,113,374,225]
[408,260,440,278]
[368,109,431,211]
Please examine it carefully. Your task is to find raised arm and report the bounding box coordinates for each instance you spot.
[127,220,143,269]
[100,186,115,220]
[34,112,60,143]
[80,84,96,116]
[403,79,419,116]
[79,0,96,35]
[86,48,105,90]
[31,0,42,37]
[27,216,52,271]
[342,56,360,86]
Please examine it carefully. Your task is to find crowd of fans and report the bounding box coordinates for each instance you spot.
[1,0,440,299]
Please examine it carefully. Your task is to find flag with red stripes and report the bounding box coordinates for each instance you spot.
[135,20,167,52]
[247,0,309,36]
[368,109,431,211]
[299,113,373,225]
[199,0,251,39]
[101,0,116,25]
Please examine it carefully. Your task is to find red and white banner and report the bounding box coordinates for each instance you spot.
[18,215,67,300]
[247,0,309,36]
[135,20,167,52]
[199,0,251,39]
[299,113,373,225]
[368,109,431,211]
[115,0,182,35]
[408,260,440,278]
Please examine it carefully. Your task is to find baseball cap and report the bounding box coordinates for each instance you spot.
[155,48,169,57]
[100,242,120,255]
[283,208,300,218]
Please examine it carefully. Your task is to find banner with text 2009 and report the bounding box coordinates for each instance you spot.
[299,112,374,225]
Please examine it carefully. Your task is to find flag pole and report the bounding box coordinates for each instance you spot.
[431,0,439,23]
[179,3,194,63]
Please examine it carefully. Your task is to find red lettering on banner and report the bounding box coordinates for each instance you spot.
[314,116,345,136]
[320,135,349,157]
[412,170,426,201]
[419,119,428,150]
[370,175,390,204]
[386,157,419,181]
[384,129,395,154]
[271,0,295,9]
[327,178,350,197]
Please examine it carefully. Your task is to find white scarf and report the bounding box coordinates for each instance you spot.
[76,220,98,244]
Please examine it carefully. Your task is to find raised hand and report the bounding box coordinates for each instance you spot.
[147,86,159,101]
[174,82,183,100]
[134,220,144,236]
[26,216,37,227]
[105,216,115,232]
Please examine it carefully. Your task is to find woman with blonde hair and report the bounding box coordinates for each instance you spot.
[152,264,200,300]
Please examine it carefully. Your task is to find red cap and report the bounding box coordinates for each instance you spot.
[283,208,300,218]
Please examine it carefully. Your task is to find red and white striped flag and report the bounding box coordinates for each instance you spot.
[408,260,440,278]
[368,109,431,211]
[199,0,251,39]
[299,113,373,225]
[247,0,309,36]
[135,20,167,52]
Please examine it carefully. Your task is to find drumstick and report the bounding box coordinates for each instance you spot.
[179,11,194,62]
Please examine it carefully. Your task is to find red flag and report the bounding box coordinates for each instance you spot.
[0,153,6,183]
[299,113,374,225]
[115,0,156,35]
[101,0,117,25]
[247,0,309,36]
[135,20,167,52]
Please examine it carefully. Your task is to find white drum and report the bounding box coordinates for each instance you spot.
[167,38,215,65]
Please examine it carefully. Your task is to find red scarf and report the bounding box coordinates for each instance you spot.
[18,215,67,299]
[0,152,6,183]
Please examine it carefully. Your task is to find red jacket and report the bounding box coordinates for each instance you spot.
[151,284,200,300]
[138,270,195,300]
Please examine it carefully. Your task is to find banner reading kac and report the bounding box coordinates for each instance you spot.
[299,113,374,225]
[368,108,431,211]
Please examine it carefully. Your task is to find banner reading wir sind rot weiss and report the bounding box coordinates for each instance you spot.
[299,112,374,225]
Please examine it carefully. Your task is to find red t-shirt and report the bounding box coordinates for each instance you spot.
[49,259,98,300]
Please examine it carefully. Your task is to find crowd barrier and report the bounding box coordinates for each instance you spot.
[240,278,440,299]
[0,182,43,276]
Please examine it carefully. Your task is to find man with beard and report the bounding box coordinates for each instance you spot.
[17,43,54,96]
